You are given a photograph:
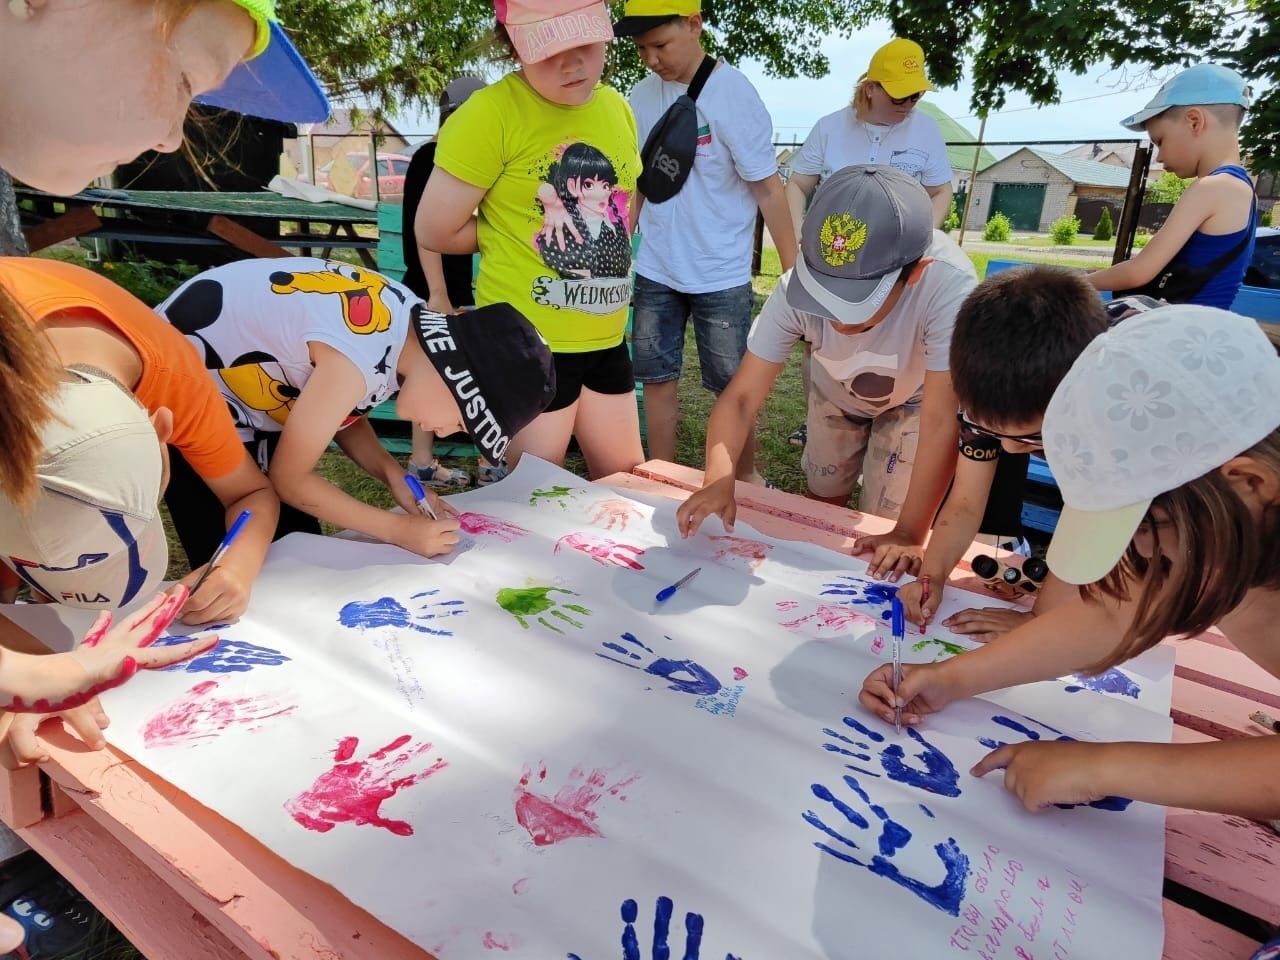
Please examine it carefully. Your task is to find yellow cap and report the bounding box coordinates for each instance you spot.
[865,38,935,100]
[229,0,274,58]
[618,0,700,17]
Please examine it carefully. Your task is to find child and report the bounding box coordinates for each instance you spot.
[400,75,486,490]
[156,257,556,558]
[417,0,644,480]
[620,0,797,481]
[676,165,973,540]
[1087,64,1256,309]
[865,266,1113,629]
[860,304,1280,822]
[0,257,279,626]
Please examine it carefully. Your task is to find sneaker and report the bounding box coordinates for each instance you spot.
[788,423,807,447]
[477,461,509,486]
[408,459,472,490]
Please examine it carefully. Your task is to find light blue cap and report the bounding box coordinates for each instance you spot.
[1120,64,1251,132]
[196,21,331,123]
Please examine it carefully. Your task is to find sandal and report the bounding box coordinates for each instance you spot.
[477,461,509,486]
[408,459,472,490]
[788,423,807,447]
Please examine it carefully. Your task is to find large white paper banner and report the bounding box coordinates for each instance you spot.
[3,459,1172,959]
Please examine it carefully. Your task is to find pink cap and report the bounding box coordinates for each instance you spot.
[495,0,613,63]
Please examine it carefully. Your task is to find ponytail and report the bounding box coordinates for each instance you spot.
[0,281,57,506]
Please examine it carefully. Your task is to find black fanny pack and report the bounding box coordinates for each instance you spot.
[636,55,717,204]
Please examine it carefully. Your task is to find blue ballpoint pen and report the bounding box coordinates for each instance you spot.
[403,473,438,521]
[890,595,905,735]
[655,567,702,604]
[189,509,252,596]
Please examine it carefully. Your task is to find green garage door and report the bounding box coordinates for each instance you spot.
[990,182,1046,231]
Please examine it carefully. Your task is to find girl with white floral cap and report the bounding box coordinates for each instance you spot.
[860,303,1280,828]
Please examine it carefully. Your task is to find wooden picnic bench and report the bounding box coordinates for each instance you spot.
[0,461,1273,959]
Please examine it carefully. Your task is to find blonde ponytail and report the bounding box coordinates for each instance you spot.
[0,281,57,506]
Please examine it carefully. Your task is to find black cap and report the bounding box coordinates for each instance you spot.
[411,302,556,463]
[612,13,681,36]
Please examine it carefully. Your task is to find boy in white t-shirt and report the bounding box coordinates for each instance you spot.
[676,165,973,550]
[617,0,798,481]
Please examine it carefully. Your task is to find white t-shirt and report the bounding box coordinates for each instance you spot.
[630,61,778,293]
[747,232,975,417]
[156,257,413,440]
[791,106,952,188]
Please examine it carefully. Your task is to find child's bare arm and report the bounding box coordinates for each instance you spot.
[1087,176,1239,291]
[417,169,486,255]
[892,369,960,543]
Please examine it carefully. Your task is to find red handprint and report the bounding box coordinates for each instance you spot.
[142,679,296,749]
[554,532,646,570]
[709,534,771,571]
[286,735,447,836]
[458,512,529,543]
[777,600,881,636]
[588,498,642,532]
[513,764,638,846]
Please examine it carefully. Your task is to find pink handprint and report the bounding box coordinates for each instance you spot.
[709,534,771,571]
[588,497,642,532]
[555,532,646,570]
[513,763,638,846]
[777,600,882,637]
[459,512,529,542]
[142,679,296,749]
[286,735,447,836]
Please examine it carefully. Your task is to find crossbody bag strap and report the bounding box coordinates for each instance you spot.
[686,55,717,102]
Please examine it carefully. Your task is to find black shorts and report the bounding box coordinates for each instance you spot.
[546,340,635,412]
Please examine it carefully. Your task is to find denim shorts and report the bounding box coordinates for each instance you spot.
[630,275,754,393]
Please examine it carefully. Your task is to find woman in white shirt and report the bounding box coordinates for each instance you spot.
[785,38,954,234]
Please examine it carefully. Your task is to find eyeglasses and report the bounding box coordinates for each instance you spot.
[879,84,924,106]
[956,411,1044,449]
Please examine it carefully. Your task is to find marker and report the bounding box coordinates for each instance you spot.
[890,595,905,735]
[189,510,252,596]
[1250,710,1280,733]
[403,473,438,520]
[655,567,701,604]
[919,575,931,607]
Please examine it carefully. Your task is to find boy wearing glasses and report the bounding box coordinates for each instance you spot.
[885,268,1159,633]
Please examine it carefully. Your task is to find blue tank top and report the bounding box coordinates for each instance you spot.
[1168,164,1256,309]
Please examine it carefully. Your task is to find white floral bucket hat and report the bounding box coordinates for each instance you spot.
[1043,304,1280,584]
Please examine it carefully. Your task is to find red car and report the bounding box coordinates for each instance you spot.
[314,152,412,200]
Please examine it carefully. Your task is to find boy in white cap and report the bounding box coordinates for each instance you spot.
[617,0,797,483]
[860,304,1280,823]
[1087,64,1256,309]
[676,164,974,543]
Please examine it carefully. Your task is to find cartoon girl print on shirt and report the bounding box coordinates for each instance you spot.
[535,142,631,280]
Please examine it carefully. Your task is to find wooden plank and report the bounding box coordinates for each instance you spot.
[0,763,45,830]
[35,727,432,960]
[1170,675,1273,741]
[207,216,291,259]
[1161,898,1262,960]
[1172,640,1280,709]
[22,205,101,252]
[1165,807,1280,925]
[19,810,245,960]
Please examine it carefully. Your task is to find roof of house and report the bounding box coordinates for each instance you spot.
[980,147,1133,188]
[916,102,996,173]
[1063,140,1164,173]
[302,108,408,140]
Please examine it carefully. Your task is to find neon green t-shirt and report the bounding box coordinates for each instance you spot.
[435,73,640,353]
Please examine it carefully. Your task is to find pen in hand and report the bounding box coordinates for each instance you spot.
[403,473,438,521]
[890,595,904,736]
[190,510,252,597]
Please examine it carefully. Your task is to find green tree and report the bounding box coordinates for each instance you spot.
[1145,170,1193,204]
[1094,206,1114,241]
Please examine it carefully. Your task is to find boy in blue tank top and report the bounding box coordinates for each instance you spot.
[1087,64,1256,309]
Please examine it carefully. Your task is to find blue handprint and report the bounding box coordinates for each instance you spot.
[818,575,898,622]
[823,716,961,797]
[567,897,741,960]
[977,715,1133,812]
[1063,667,1141,698]
[152,630,291,674]
[337,591,468,637]
[804,714,969,915]
[598,632,721,697]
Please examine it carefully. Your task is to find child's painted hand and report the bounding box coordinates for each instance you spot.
[0,699,111,769]
[675,477,737,539]
[852,529,923,582]
[393,512,461,558]
[942,606,1033,643]
[970,740,1113,812]
[0,588,218,717]
[179,563,251,626]
[858,659,959,727]
[895,578,943,627]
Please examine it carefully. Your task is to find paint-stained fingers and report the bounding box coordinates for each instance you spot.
[129,634,220,672]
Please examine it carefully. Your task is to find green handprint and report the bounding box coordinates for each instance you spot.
[529,485,581,509]
[496,586,592,633]
[911,638,969,661]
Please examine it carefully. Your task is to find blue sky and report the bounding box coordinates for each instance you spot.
[391,21,1182,153]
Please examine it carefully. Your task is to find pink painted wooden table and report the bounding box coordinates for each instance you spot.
[0,461,1273,959]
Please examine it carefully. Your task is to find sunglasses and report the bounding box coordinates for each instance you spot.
[957,411,1044,449]
[879,84,924,106]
